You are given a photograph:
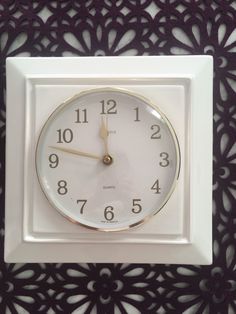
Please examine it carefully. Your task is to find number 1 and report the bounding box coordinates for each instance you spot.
[134,107,140,122]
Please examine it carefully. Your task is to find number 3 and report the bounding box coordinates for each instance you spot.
[159,152,170,167]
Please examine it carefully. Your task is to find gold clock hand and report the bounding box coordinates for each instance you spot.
[49,146,101,160]
[99,116,113,165]
[99,116,109,155]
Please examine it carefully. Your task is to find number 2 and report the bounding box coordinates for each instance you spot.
[150,125,161,139]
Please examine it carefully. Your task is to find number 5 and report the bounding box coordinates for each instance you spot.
[132,199,142,213]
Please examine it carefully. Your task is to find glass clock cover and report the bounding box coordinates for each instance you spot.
[36,88,180,231]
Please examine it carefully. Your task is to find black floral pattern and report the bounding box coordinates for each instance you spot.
[0,263,47,313]
[1,1,236,313]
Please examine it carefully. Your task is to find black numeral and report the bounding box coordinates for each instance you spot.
[101,99,117,114]
[76,199,87,214]
[57,180,68,195]
[150,125,161,139]
[49,154,59,168]
[132,199,142,213]
[57,128,73,143]
[75,109,88,123]
[159,152,170,167]
[134,107,140,122]
[104,206,114,221]
[151,179,161,194]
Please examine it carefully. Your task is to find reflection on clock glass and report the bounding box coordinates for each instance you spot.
[36,88,180,231]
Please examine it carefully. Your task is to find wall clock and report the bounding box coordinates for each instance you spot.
[36,88,180,231]
[5,56,213,263]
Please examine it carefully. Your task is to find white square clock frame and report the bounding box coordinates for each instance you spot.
[5,56,213,264]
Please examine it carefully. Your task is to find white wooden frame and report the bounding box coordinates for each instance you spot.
[5,56,213,263]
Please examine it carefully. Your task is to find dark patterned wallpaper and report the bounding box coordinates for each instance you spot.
[0,1,236,313]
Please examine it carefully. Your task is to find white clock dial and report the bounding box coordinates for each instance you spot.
[36,88,180,231]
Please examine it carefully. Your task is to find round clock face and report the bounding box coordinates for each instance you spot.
[36,88,180,231]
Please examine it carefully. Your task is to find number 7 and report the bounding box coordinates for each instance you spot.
[76,199,87,214]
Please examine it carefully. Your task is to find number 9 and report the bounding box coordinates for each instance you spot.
[49,154,59,168]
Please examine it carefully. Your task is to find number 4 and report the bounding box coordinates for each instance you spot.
[151,179,161,194]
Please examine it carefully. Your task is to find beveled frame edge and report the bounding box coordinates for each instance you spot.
[189,56,213,264]
[23,77,189,243]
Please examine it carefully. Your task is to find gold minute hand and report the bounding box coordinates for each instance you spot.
[99,116,109,155]
[49,146,101,160]
[99,116,113,165]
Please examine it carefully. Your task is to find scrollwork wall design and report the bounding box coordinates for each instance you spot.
[0,1,236,313]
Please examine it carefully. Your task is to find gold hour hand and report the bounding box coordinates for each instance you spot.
[49,146,101,160]
[99,116,113,165]
[99,116,109,155]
